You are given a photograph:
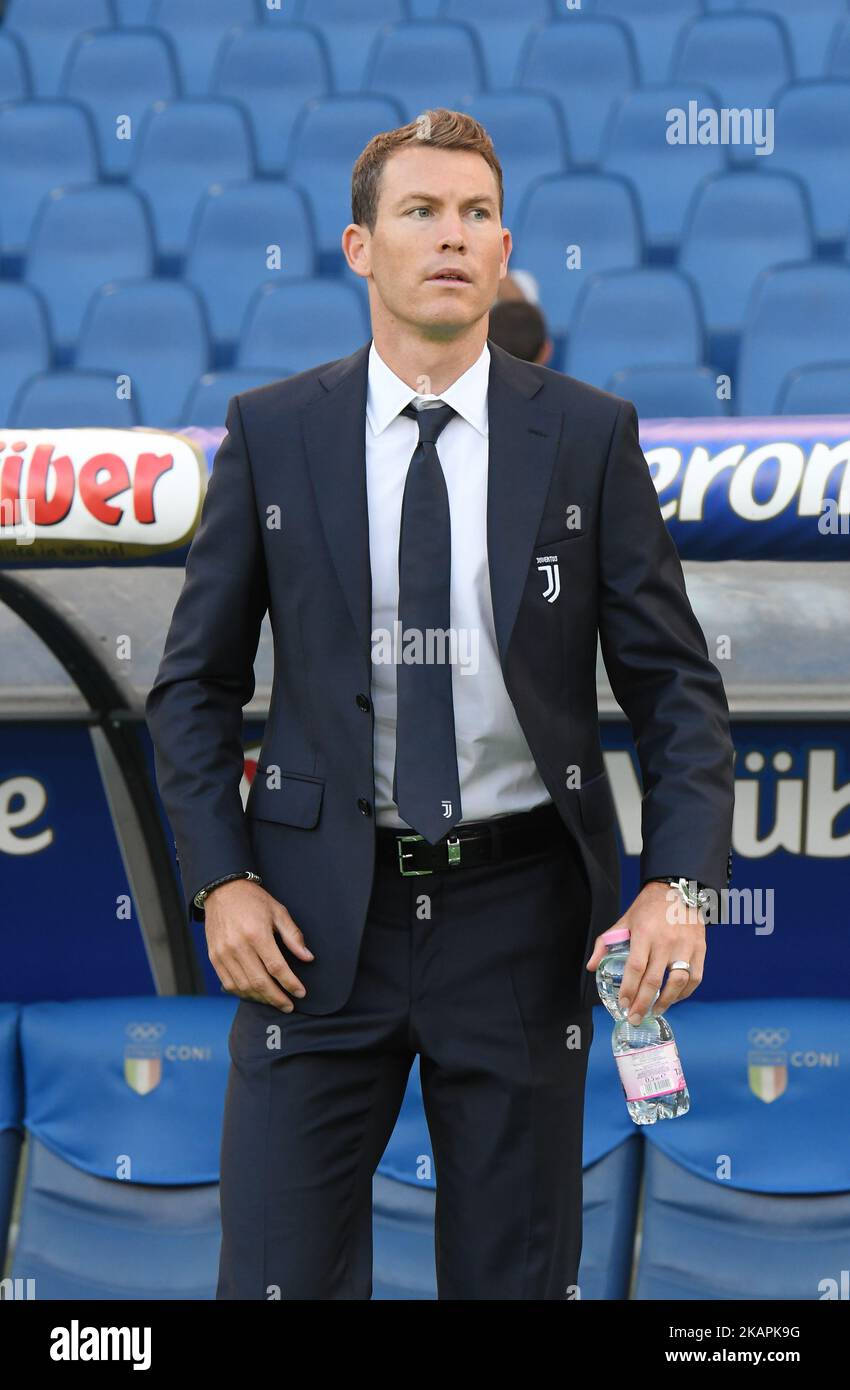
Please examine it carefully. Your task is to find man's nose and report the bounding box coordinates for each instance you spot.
[436,214,467,247]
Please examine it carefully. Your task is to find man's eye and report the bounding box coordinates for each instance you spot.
[408,207,489,218]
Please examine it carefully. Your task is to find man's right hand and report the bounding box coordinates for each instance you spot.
[204,879,314,1012]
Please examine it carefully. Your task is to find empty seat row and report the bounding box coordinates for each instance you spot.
[563,263,850,417]
[5,167,849,382]
[0,278,369,427]
[4,2,850,102]
[4,264,849,425]
[19,181,321,351]
[5,16,850,178]
[3,83,850,274]
[7,367,288,430]
[511,169,820,353]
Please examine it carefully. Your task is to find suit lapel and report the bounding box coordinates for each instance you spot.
[485,339,563,664]
[302,342,373,661]
[301,337,563,671]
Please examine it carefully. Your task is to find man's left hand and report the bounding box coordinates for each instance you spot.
[585,881,706,1023]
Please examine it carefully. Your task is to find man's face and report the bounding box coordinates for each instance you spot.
[355,144,511,338]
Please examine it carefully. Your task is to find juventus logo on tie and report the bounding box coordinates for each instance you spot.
[441,799,453,818]
[536,556,561,603]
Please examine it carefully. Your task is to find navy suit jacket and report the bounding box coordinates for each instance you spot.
[145,337,735,1014]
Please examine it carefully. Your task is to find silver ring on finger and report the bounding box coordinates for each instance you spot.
[669,959,692,973]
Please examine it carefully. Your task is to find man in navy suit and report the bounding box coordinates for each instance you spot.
[145,108,735,1300]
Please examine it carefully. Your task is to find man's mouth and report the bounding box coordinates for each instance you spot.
[427,270,471,284]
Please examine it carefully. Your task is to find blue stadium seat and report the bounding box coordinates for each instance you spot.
[0,101,99,263]
[9,372,142,427]
[777,361,850,414]
[637,1143,850,1299]
[456,93,569,229]
[828,17,850,75]
[439,0,551,88]
[633,999,850,1300]
[3,0,114,97]
[182,368,290,427]
[678,172,814,342]
[770,81,850,249]
[10,998,235,1298]
[638,1145,850,1295]
[114,0,155,22]
[0,285,50,424]
[212,25,332,177]
[286,96,406,273]
[511,173,643,343]
[672,14,793,140]
[601,86,728,257]
[26,185,155,357]
[61,28,181,181]
[238,279,369,374]
[590,0,703,83]
[372,1172,438,1299]
[77,279,210,426]
[370,1057,435,1299]
[574,1010,644,1300]
[363,22,485,123]
[738,0,848,79]
[298,0,409,90]
[578,1138,644,1301]
[131,99,255,264]
[568,268,704,391]
[146,0,259,95]
[608,365,730,418]
[0,1006,24,1278]
[185,182,316,348]
[260,0,326,24]
[517,17,638,169]
[0,29,31,100]
[737,263,850,415]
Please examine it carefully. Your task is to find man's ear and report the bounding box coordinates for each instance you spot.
[341,223,370,279]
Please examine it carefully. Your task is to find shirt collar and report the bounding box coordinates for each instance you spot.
[366,339,490,439]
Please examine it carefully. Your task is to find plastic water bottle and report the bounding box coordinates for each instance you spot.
[596,925,690,1124]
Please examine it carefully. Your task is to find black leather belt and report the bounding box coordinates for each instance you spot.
[375,800,567,875]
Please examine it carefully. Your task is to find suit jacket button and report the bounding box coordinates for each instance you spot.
[356,693,371,712]
[357,798,372,816]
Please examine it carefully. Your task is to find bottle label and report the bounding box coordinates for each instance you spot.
[615,1039,686,1102]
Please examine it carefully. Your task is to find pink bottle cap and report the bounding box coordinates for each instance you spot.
[602,926,631,945]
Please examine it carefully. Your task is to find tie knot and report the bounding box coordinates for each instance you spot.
[401,400,456,447]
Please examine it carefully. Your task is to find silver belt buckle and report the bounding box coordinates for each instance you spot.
[397,833,463,875]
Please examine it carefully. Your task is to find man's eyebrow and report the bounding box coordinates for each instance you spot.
[394,191,497,209]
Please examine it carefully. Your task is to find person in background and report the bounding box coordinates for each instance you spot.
[488,296,554,366]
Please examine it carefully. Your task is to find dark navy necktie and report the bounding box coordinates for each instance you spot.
[392,400,463,843]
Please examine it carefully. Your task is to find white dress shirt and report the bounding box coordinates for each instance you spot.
[365,339,554,829]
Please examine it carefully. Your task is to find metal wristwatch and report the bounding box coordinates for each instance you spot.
[650,876,712,914]
[194,870,262,910]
